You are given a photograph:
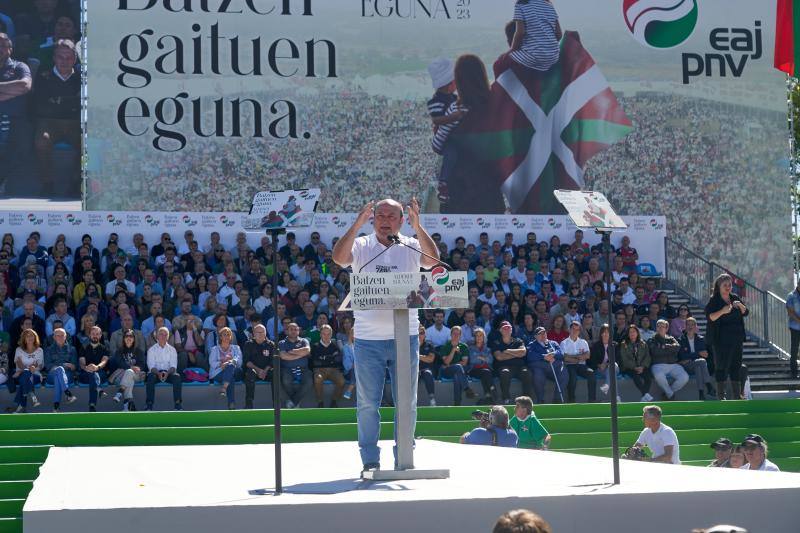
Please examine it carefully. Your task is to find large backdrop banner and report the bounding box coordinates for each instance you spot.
[84,1,788,290]
[1,211,667,273]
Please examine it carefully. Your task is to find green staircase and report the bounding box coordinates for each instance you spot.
[0,399,798,533]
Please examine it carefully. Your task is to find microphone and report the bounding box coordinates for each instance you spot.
[388,235,452,271]
[358,238,397,273]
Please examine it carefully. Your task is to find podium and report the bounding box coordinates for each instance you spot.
[347,269,468,481]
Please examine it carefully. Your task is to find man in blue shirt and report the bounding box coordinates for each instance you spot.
[526,327,568,404]
[786,278,800,379]
[0,32,32,195]
[461,406,518,448]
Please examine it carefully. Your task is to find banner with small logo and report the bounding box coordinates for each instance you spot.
[350,270,468,310]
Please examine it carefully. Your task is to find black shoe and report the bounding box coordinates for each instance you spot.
[317,401,324,408]
[174,402,183,411]
[89,404,96,412]
[330,400,338,408]
[245,401,254,409]
[361,462,380,477]
[464,387,477,400]
[699,391,706,400]
[145,403,153,411]
[705,383,716,397]
[129,402,137,412]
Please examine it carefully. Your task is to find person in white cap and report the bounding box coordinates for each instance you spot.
[426,57,464,208]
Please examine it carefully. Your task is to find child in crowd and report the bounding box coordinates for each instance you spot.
[509,0,562,72]
[510,395,551,450]
[427,58,465,208]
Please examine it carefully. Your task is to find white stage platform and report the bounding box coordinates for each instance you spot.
[25,440,800,533]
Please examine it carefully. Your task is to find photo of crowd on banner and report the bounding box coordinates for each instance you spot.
[0,0,82,199]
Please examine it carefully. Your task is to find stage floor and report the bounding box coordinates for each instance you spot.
[25,440,800,533]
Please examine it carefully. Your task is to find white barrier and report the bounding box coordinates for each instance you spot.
[0,212,666,272]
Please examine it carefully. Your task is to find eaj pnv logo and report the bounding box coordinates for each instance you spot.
[431,266,449,286]
[623,0,698,49]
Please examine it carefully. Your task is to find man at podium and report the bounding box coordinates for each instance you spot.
[332,198,439,473]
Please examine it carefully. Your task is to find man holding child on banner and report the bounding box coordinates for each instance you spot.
[332,198,439,474]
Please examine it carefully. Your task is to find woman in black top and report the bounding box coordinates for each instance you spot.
[588,324,618,399]
[704,274,748,400]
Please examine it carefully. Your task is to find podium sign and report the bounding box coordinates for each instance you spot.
[350,269,468,310]
[243,189,320,231]
[553,190,628,231]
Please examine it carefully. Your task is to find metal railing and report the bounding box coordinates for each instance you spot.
[666,238,790,359]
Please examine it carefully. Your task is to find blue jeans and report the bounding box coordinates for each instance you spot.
[79,369,107,405]
[439,141,458,183]
[14,370,41,407]
[530,360,568,404]
[46,366,73,404]
[214,365,239,405]
[440,364,468,405]
[354,335,419,466]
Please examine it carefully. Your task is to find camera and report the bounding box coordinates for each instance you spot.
[621,445,647,461]
[471,409,490,428]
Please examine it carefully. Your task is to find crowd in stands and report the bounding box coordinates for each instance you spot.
[0,0,82,198]
[0,226,744,413]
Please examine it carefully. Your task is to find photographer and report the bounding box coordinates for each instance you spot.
[460,405,518,447]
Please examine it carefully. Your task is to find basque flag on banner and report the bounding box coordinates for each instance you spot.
[452,32,632,214]
[776,0,799,77]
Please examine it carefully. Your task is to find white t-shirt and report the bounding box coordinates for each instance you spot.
[740,459,780,472]
[425,324,451,347]
[637,423,680,464]
[560,336,590,365]
[350,233,421,340]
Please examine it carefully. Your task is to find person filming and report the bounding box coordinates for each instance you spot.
[460,405,519,447]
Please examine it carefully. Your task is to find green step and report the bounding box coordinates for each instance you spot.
[0,517,21,533]
[0,483,32,501]
[0,465,40,482]
[0,447,51,465]
[0,499,24,519]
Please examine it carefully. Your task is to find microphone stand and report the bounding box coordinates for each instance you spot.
[388,235,451,270]
[358,238,397,273]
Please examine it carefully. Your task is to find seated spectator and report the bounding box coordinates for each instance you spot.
[12,328,44,413]
[589,324,619,401]
[728,445,747,469]
[467,327,496,404]
[425,309,450,347]
[45,296,74,337]
[43,327,77,411]
[0,32,32,196]
[108,329,145,411]
[141,301,172,338]
[209,327,242,410]
[619,324,653,402]
[648,319,688,400]
[526,326,568,404]
[510,396,551,450]
[173,315,206,372]
[561,320,595,403]
[438,325,477,406]
[493,509,552,533]
[669,304,690,338]
[341,325,356,401]
[78,325,109,412]
[108,314,145,355]
[638,315,655,341]
[678,317,715,400]
[546,314,569,345]
[278,322,311,408]
[418,325,438,406]
[633,404,680,464]
[243,324,274,409]
[145,327,182,411]
[492,321,533,404]
[310,324,345,408]
[460,405,518,447]
[740,436,779,472]
[708,438,733,468]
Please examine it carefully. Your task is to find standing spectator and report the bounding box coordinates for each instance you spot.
[145,327,182,411]
[0,32,32,195]
[278,322,311,409]
[438,325,476,406]
[648,319,688,400]
[527,326,568,404]
[78,325,109,412]
[12,329,43,412]
[310,324,345,408]
[510,396,551,450]
[620,324,653,402]
[705,274,749,400]
[467,327,496,404]
[678,317,715,400]
[242,324,274,409]
[785,277,800,379]
[589,324,619,401]
[561,320,595,403]
[491,321,533,404]
[43,327,77,411]
[634,405,680,464]
[108,329,145,411]
[32,38,80,196]
[208,327,242,410]
[418,325,438,406]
